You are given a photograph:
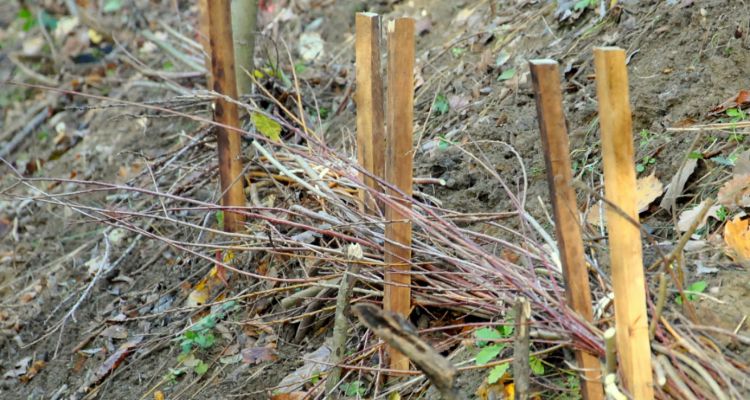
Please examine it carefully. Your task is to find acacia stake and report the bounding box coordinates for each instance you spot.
[207,0,246,232]
[593,47,654,400]
[529,59,604,400]
[384,17,415,373]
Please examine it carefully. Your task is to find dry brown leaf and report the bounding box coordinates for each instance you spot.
[723,216,750,262]
[717,174,750,207]
[676,200,721,232]
[660,159,697,214]
[636,173,664,213]
[586,174,663,227]
[733,150,750,176]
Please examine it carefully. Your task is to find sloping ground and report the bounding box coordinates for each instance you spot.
[0,1,748,399]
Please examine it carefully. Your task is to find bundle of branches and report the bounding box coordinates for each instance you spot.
[1,79,747,399]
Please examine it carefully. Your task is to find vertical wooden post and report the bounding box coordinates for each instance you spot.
[593,47,654,400]
[207,0,246,233]
[529,59,604,400]
[355,13,386,212]
[384,17,415,373]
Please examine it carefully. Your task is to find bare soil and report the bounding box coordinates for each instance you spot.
[1,0,749,399]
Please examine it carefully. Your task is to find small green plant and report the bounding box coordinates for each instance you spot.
[340,380,367,397]
[638,129,652,149]
[636,155,656,173]
[688,151,704,160]
[216,210,224,230]
[716,205,729,222]
[675,280,707,305]
[434,94,449,115]
[474,324,544,384]
[450,47,466,58]
[497,68,516,82]
[174,301,238,376]
[726,108,747,123]
[18,8,36,31]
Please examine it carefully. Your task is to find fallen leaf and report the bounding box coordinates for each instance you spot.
[298,32,324,62]
[586,174,664,226]
[448,94,470,110]
[19,360,46,383]
[3,356,32,379]
[636,173,664,213]
[708,89,750,116]
[717,174,750,207]
[276,344,332,394]
[676,200,721,232]
[660,158,698,214]
[241,346,278,364]
[724,215,750,263]
[734,150,750,175]
[187,280,209,307]
[100,325,128,339]
[251,112,282,142]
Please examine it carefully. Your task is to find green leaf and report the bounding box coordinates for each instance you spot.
[318,107,330,120]
[677,280,708,304]
[163,60,174,71]
[711,156,734,167]
[180,341,193,354]
[434,94,449,115]
[500,324,514,337]
[475,327,504,341]
[487,363,510,384]
[726,108,742,118]
[216,210,224,229]
[195,333,215,349]
[688,151,703,160]
[294,62,307,74]
[574,0,594,10]
[18,8,36,31]
[342,381,366,396]
[475,344,504,365]
[194,360,209,375]
[103,0,123,13]
[530,356,545,375]
[251,112,282,142]
[636,163,645,173]
[497,68,516,82]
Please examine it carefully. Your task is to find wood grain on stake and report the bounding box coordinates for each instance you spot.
[593,47,654,399]
[384,17,415,373]
[355,13,385,211]
[529,60,604,400]
[207,0,246,232]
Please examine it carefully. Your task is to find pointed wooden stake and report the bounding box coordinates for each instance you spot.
[207,0,245,233]
[529,59,604,400]
[355,12,386,213]
[384,17,415,373]
[593,47,654,400]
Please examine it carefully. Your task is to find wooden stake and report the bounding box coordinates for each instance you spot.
[207,0,246,233]
[355,13,386,212]
[529,59,604,400]
[384,17,415,373]
[593,47,654,400]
